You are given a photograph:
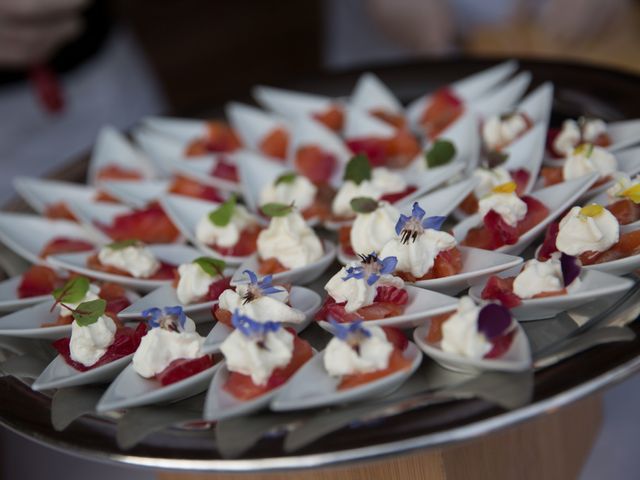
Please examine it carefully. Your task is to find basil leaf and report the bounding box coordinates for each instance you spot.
[193,257,226,277]
[261,202,293,218]
[425,139,456,168]
[208,194,237,227]
[275,172,297,185]
[73,299,107,327]
[107,239,139,250]
[344,154,372,185]
[485,150,509,168]
[52,276,90,304]
[350,197,379,214]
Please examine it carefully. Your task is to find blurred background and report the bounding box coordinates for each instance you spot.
[0,0,639,478]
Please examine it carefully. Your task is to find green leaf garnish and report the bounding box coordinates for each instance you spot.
[275,172,297,186]
[52,276,90,305]
[208,194,237,227]
[350,197,379,214]
[344,154,372,185]
[72,299,107,327]
[107,239,140,250]
[425,140,456,168]
[261,202,294,218]
[193,257,226,277]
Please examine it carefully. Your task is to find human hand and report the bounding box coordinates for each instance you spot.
[366,0,456,54]
[0,0,88,68]
[537,0,631,44]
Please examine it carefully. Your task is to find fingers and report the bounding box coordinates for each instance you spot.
[0,15,84,66]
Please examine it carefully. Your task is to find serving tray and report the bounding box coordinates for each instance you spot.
[1,57,640,472]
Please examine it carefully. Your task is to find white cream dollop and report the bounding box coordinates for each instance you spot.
[98,244,160,278]
[473,167,513,199]
[581,118,607,143]
[132,317,204,378]
[440,297,493,360]
[331,167,407,217]
[221,327,294,386]
[562,144,617,181]
[259,175,317,212]
[478,191,527,227]
[59,284,101,318]
[553,119,581,155]
[195,204,256,248]
[69,315,117,367]
[257,210,323,269]
[218,285,304,324]
[323,325,394,376]
[482,113,529,151]
[513,255,580,299]
[555,206,620,256]
[350,202,400,255]
[324,264,404,312]
[380,229,457,278]
[606,173,639,203]
[176,262,220,305]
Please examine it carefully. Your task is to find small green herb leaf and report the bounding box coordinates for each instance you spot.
[426,139,456,168]
[107,239,140,250]
[344,154,372,185]
[52,276,90,305]
[275,172,297,185]
[208,194,237,227]
[350,197,379,214]
[261,202,294,218]
[73,299,107,327]
[193,257,226,277]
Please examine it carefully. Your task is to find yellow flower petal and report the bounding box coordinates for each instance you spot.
[492,181,517,194]
[573,143,594,157]
[620,184,640,204]
[580,203,604,217]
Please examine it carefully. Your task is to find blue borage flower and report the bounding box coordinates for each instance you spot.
[231,310,281,342]
[241,270,283,304]
[142,305,187,332]
[342,253,397,286]
[395,202,446,245]
[477,303,512,339]
[329,319,371,343]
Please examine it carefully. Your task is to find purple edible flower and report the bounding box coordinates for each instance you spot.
[241,269,283,304]
[560,253,581,287]
[231,309,281,340]
[395,202,446,244]
[329,319,371,343]
[342,253,397,286]
[477,303,512,339]
[142,305,187,332]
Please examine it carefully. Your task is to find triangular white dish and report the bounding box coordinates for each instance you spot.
[32,353,134,391]
[133,126,193,163]
[412,247,524,296]
[47,244,201,292]
[226,102,290,155]
[434,110,481,174]
[230,240,337,286]
[0,275,49,313]
[159,194,256,265]
[517,82,554,128]
[581,222,640,276]
[98,180,170,209]
[316,285,458,329]
[253,86,336,121]
[467,71,532,119]
[0,213,98,265]
[407,60,519,127]
[88,125,156,185]
[468,266,634,321]
[0,288,139,339]
[287,118,353,186]
[66,201,135,243]
[140,116,210,144]
[413,322,531,373]
[95,359,222,412]
[452,173,599,255]
[270,343,422,411]
[343,107,396,140]
[13,177,98,215]
[350,72,403,115]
